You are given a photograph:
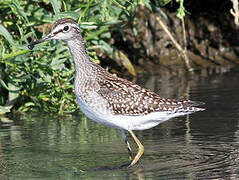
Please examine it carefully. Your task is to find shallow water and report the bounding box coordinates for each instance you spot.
[1,68,239,179]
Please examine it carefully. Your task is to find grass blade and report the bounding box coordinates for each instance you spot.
[50,0,61,15]
[0,24,15,45]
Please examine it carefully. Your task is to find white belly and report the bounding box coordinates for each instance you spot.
[76,97,190,130]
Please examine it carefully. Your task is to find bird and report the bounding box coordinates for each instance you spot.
[28,18,205,167]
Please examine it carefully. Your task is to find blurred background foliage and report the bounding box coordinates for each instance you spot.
[0,0,183,114]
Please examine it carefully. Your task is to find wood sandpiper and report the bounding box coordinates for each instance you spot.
[28,18,205,167]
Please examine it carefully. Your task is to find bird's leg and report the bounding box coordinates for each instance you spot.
[125,140,133,161]
[120,130,133,161]
[128,130,144,167]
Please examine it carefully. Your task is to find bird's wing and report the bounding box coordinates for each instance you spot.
[96,76,201,115]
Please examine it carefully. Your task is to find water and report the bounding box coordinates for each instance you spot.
[1,68,239,179]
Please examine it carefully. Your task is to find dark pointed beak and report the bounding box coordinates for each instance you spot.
[28,33,54,50]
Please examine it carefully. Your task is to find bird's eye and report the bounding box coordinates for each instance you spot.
[63,25,69,32]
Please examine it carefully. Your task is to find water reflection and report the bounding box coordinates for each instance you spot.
[0,68,239,179]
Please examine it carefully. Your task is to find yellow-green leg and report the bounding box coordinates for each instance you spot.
[125,139,133,161]
[128,130,144,167]
[120,130,133,161]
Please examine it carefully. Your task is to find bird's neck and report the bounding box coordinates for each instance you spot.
[66,36,99,79]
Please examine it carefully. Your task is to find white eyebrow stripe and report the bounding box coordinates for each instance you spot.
[52,23,79,34]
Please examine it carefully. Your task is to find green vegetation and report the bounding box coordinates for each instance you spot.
[0,0,186,114]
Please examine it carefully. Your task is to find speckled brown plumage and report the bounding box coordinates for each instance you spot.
[96,73,203,116]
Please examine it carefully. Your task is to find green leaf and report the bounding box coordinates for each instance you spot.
[0,24,15,45]
[7,81,20,106]
[0,106,11,115]
[2,49,29,60]
[176,0,190,19]
[18,102,35,112]
[0,79,9,90]
[12,1,29,23]
[78,0,95,22]
[57,11,79,20]
[85,25,109,40]
[50,0,61,15]
[159,0,172,6]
